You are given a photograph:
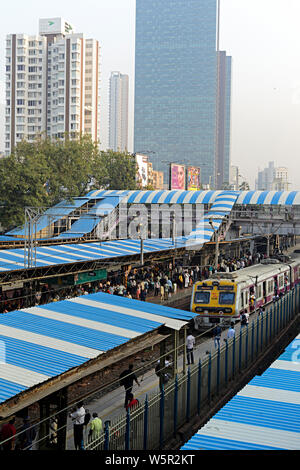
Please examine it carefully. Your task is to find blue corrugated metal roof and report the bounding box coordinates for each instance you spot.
[0,292,193,404]
[2,189,300,272]
[0,237,188,272]
[56,196,121,238]
[5,190,300,241]
[123,190,300,206]
[6,198,90,236]
[181,335,300,450]
[186,192,238,245]
[0,379,26,402]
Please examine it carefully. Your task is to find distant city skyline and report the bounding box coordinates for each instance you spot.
[0,0,300,189]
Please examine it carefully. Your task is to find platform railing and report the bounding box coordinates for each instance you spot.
[85,284,300,451]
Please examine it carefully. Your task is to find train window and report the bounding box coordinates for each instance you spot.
[267,280,273,293]
[194,292,210,304]
[241,292,244,307]
[219,292,235,305]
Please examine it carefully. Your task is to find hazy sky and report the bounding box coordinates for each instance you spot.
[1,0,300,189]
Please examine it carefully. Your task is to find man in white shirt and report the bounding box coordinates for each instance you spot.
[227,324,235,339]
[70,402,86,450]
[186,332,196,365]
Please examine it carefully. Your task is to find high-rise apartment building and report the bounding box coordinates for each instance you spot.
[272,167,290,191]
[256,162,275,190]
[255,162,290,191]
[229,165,239,190]
[5,18,100,155]
[216,51,232,188]
[134,0,232,187]
[109,72,129,152]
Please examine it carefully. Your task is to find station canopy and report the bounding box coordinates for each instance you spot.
[0,292,195,404]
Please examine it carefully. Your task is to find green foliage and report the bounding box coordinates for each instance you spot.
[92,150,138,191]
[0,136,138,230]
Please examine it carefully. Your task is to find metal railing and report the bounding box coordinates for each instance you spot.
[85,285,300,450]
[0,285,298,451]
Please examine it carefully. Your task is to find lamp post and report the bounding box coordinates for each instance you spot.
[171,213,176,247]
[138,223,144,265]
[209,218,219,270]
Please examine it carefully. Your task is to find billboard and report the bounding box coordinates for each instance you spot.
[39,18,74,36]
[187,167,201,191]
[135,154,149,188]
[170,164,186,190]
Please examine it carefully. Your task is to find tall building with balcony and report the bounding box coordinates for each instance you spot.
[272,167,290,191]
[134,0,232,187]
[5,18,100,155]
[109,72,129,152]
[5,34,47,154]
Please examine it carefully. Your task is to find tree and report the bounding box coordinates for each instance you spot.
[0,134,98,230]
[92,150,138,191]
[0,137,139,231]
[0,145,49,229]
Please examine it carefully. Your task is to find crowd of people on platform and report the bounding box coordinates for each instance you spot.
[214,251,263,273]
[0,249,265,314]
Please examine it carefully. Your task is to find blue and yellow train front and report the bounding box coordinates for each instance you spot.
[191,279,238,328]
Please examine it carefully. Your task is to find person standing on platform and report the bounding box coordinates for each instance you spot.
[0,417,16,450]
[186,332,195,365]
[88,413,103,443]
[160,284,164,302]
[70,402,86,450]
[125,393,140,412]
[227,323,235,339]
[240,310,249,327]
[18,417,37,450]
[119,364,140,408]
[213,324,222,348]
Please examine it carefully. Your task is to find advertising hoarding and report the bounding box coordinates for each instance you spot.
[170,164,186,190]
[135,154,149,188]
[187,167,201,191]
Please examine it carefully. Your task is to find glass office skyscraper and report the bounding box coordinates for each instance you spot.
[134,0,231,188]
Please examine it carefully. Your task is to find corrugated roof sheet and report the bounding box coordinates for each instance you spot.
[6,198,90,236]
[186,192,238,246]
[0,292,193,404]
[55,195,121,238]
[0,237,188,272]
[6,190,300,242]
[181,335,300,450]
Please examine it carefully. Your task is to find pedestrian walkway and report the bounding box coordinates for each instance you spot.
[65,323,231,449]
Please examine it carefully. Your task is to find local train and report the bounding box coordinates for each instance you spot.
[191,252,300,329]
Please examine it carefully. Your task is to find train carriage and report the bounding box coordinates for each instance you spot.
[191,253,300,329]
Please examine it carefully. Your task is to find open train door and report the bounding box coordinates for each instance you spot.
[263,280,267,303]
